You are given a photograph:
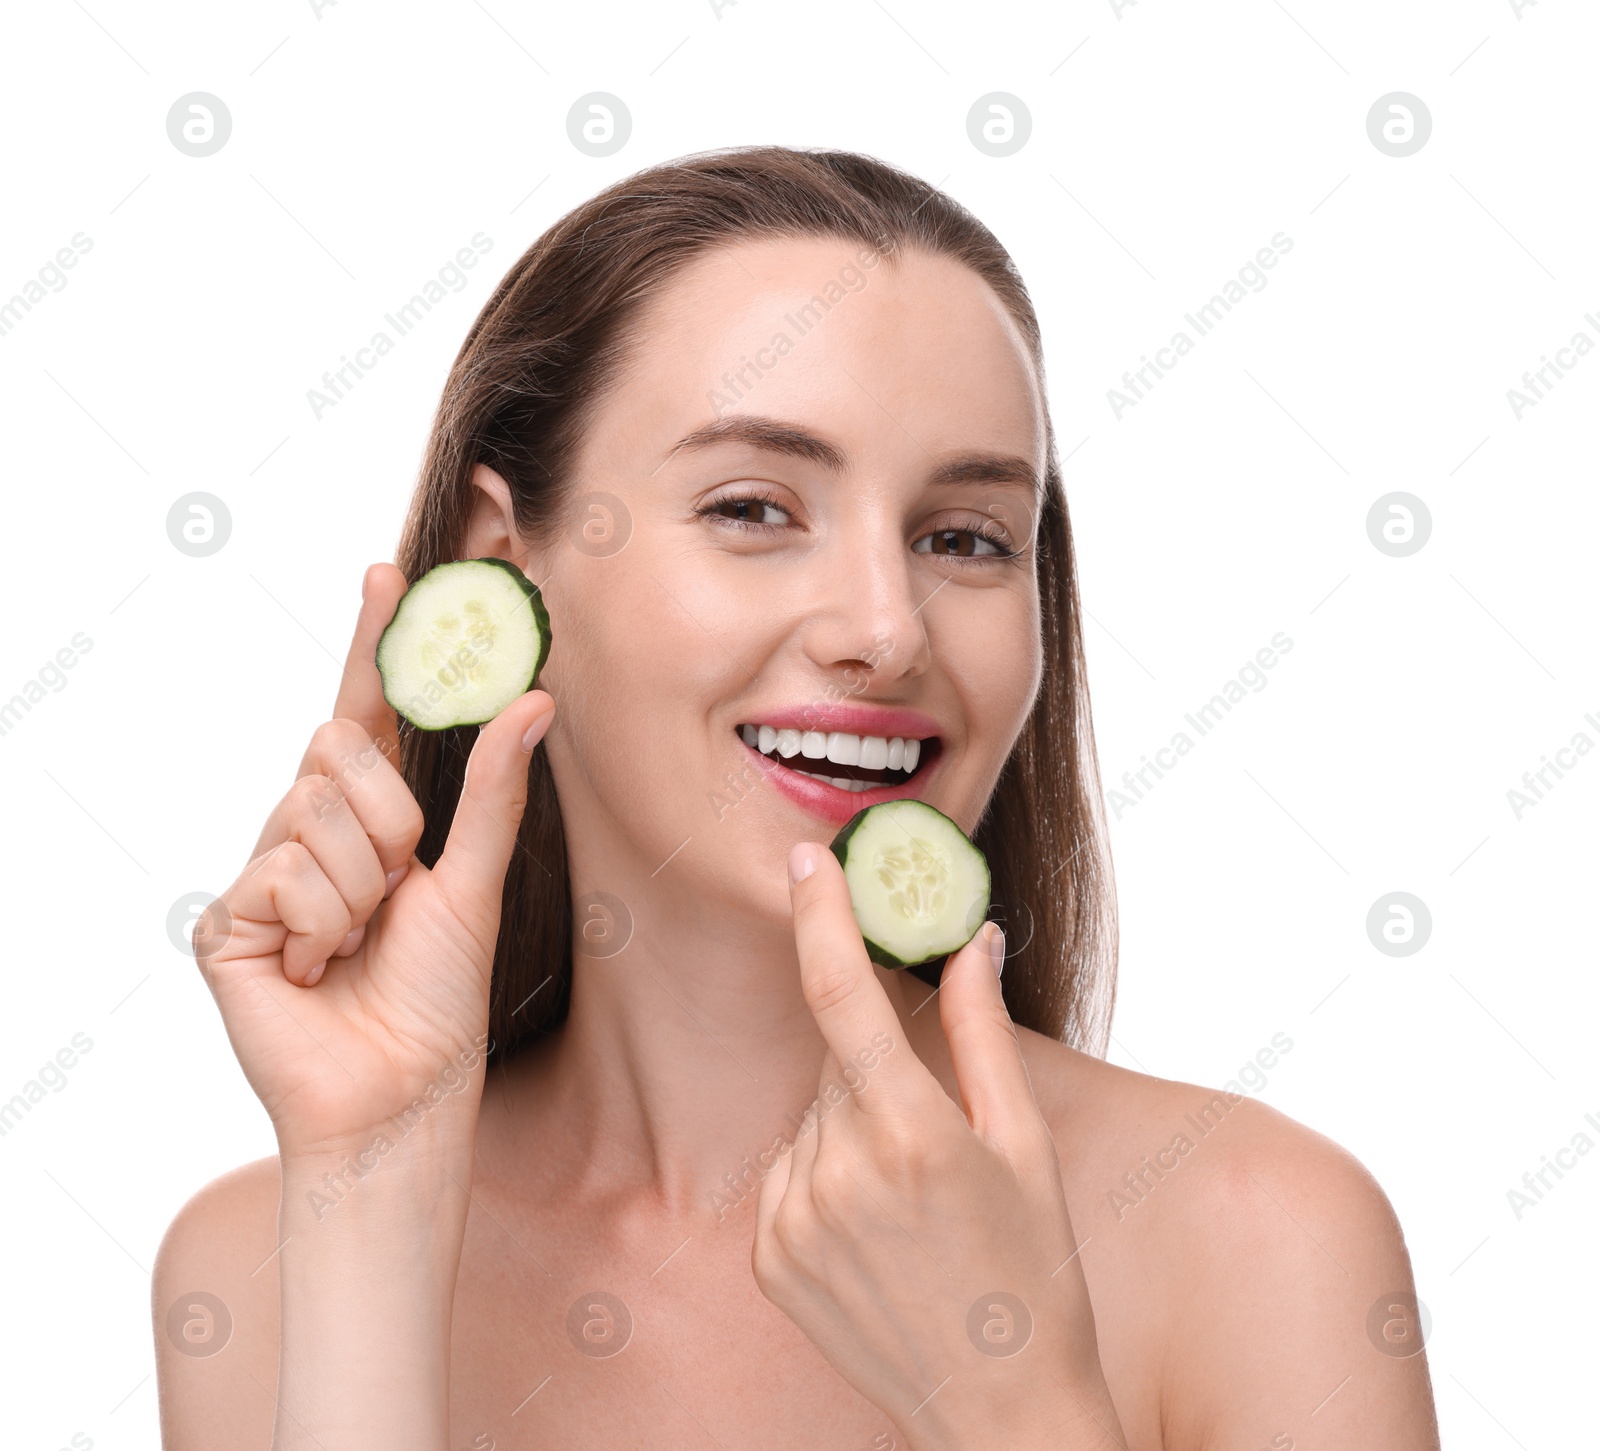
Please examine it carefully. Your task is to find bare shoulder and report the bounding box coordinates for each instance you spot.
[152,1156,283,1449]
[1015,1027,1399,1221]
[1015,1029,1440,1450]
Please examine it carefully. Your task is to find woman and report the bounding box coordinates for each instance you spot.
[154,146,1440,1449]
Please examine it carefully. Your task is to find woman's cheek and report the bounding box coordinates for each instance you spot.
[569,568,731,816]
[948,584,1039,716]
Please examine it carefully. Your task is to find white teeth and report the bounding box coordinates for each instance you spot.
[826,732,861,766]
[795,769,872,792]
[739,723,930,776]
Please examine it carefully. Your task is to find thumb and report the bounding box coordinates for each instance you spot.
[939,922,1042,1145]
[432,689,555,922]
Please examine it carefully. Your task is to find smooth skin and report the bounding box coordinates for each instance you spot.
[154,238,1439,1449]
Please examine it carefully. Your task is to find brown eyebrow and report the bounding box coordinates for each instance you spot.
[662,414,1041,495]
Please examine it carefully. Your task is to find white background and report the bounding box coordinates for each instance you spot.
[1,1,1593,1446]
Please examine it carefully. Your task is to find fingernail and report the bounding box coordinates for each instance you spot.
[789,844,817,885]
[305,960,327,987]
[337,925,365,956]
[521,707,554,753]
[385,864,408,897]
[986,921,1005,976]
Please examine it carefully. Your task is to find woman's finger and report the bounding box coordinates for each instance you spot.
[331,563,408,761]
[787,1061,827,1191]
[938,922,1046,1147]
[787,843,925,1115]
[211,841,352,987]
[259,718,425,884]
[753,1124,793,1247]
[755,1055,837,1245]
[258,773,388,929]
[430,689,555,937]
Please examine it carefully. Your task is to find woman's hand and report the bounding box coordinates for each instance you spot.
[194,562,555,1161]
[752,842,1128,1451]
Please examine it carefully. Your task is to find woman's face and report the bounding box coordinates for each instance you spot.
[529,235,1047,929]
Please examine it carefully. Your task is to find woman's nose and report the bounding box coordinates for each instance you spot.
[799,523,932,684]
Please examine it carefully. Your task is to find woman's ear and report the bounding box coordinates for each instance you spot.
[463,463,532,572]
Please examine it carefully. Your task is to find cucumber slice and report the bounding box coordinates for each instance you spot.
[829,800,990,970]
[376,558,551,730]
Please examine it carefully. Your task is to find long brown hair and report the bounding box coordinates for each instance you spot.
[395,145,1117,1064]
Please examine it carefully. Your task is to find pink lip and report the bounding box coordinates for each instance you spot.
[735,702,942,741]
[736,735,945,828]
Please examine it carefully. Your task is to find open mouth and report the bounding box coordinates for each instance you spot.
[734,723,942,793]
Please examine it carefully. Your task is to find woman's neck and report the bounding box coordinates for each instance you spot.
[475,890,949,1228]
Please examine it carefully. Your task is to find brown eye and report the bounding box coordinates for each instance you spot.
[915,528,1006,558]
[705,495,791,527]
